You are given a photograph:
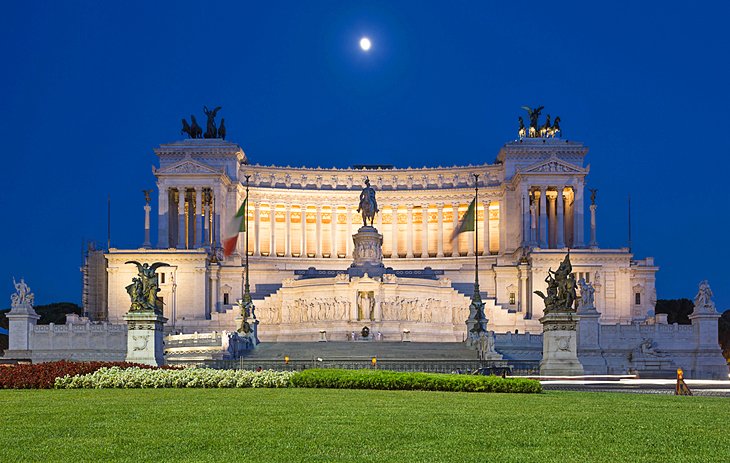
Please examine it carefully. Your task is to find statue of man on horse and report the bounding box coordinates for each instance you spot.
[357,177,379,227]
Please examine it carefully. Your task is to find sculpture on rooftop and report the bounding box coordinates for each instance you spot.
[357,177,379,227]
[694,280,716,313]
[181,107,224,139]
[519,106,562,139]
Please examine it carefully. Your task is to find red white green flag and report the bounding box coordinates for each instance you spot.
[223,197,247,257]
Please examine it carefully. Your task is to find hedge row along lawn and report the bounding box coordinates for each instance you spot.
[0,388,727,462]
[291,369,543,393]
[0,361,171,389]
[54,367,541,393]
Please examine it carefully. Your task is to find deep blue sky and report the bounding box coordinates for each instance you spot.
[1,1,728,311]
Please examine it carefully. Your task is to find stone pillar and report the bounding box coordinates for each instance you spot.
[124,311,167,367]
[285,205,292,257]
[315,205,323,257]
[269,206,276,256]
[529,194,537,246]
[330,206,337,257]
[143,203,152,248]
[556,187,565,248]
[347,207,354,257]
[518,263,528,314]
[451,203,459,257]
[436,203,444,257]
[577,303,607,375]
[254,202,261,256]
[391,204,399,258]
[195,187,203,247]
[406,204,414,258]
[376,205,383,232]
[573,181,585,248]
[548,191,557,249]
[6,301,40,354]
[301,206,308,257]
[177,188,186,249]
[521,185,529,247]
[589,204,598,248]
[483,200,491,255]
[157,187,169,248]
[540,311,584,376]
[202,190,209,247]
[421,204,429,258]
[539,187,547,248]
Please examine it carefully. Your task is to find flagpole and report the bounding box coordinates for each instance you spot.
[243,175,251,304]
[473,173,479,294]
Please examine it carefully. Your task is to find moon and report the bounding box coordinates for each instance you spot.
[359,37,371,51]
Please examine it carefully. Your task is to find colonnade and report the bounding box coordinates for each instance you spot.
[158,187,218,249]
[246,200,500,259]
[524,185,583,249]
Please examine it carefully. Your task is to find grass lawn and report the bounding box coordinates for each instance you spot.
[0,389,728,462]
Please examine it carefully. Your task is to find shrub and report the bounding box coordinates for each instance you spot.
[289,369,542,394]
[0,361,165,389]
[55,367,295,389]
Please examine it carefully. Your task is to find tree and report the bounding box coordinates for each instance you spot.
[655,299,694,325]
[719,310,730,362]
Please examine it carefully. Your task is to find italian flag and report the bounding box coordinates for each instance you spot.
[223,197,247,257]
[451,197,476,241]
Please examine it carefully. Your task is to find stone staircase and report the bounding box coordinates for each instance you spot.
[238,341,478,361]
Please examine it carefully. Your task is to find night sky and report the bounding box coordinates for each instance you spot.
[1,1,728,311]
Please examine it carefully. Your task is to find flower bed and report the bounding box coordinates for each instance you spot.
[55,367,295,389]
[290,369,542,393]
[0,361,165,389]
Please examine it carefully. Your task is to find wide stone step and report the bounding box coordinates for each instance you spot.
[240,341,477,361]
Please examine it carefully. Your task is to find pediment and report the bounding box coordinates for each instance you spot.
[519,156,586,175]
[155,158,221,176]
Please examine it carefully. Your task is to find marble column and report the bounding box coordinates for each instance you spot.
[347,207,353,257]
[330,206,337,257]
[391,204,399,258]
[301,206,308,257]
[315,205,322,258]
[202,190,209,247]
[520,185,529,248]
[436,203,444,257]
[483,200,491,255]
[269,206,276,256]
[177,188,186,249]
[467,205,475,257]
[539,187,547,248]
[406,204,414,258]
[143,203,152,248]
[574,181,586,248]
[421,204,429,258]
[285,205,292,257]
[529,193,537,246]
[590,204,598,247]
[548,191,557,249]
[254,202,261,256]
[194,187,203,247]
[556,187,565,248]
[451,203,459,257]
[519,264,528,314]
[157,187,169,248]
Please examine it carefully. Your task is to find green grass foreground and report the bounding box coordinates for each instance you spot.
[0,389,728,463]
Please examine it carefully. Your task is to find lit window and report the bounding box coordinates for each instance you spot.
[635,293,641,305]
[160,273,165,284]
[509,292,516,305]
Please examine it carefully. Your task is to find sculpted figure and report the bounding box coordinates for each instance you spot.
[577,278,595,310]
[522,105,544,137]
[11,277,34,307]
[203,105,222,139]
[357,177,379,227]
[125,261,169,313]
[190,115,203,138]
[518,116,526,139]
[694,280,715,312]
[218,118,226,140]
[539,114,552,138]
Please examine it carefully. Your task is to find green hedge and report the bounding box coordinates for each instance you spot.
[290,369,542,393]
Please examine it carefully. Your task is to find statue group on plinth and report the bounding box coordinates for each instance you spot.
[350,177,385,274]
[125,261,169,313]
[11,277,34,309]
[534,253,577,313]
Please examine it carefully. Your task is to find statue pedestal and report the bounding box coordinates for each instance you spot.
[349,226,385,277]
[539,311,584,376]
[123,311,167,366]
